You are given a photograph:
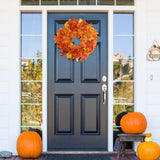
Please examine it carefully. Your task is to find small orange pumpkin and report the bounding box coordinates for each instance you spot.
[145,133,153,142]
[17,131,42,158]
[137,133,160,160]
[120,112,147,134]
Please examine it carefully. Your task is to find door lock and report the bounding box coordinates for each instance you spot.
[102,76,107,82]
[102,84,107,92]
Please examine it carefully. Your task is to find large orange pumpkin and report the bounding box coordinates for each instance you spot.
[120,112,147,134]
[137,133,160,160]
[17,131,42,158]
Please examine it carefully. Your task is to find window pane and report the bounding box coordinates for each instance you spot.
[114,14,134,35]
[113,82,134,103]
[98,0,114,5]
[116,0,134,5]
[21,14,42,35]
[113,58,134,80]
[21,58,42,80]
[113,105,133,127]
[60,0,77,5]
[21,82,42,103]
[113,13,134,151]
[21,36,42,58]
[79,0,95,5]
[21,105,42,126]
[114,36,134,59]
[42,0,58,5]
[21,13,43,133]
[21,0,39,5]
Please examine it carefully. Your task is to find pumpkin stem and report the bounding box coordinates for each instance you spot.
[145,133,152,137]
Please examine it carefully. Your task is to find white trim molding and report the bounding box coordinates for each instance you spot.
[108,9,114,152]
[20,5,135,12]
[42,9,48,152]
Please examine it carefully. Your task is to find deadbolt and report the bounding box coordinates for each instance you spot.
[102,76,107,82]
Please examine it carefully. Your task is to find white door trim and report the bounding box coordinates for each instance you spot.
[42,9,48,152]
[20,6,135,12]
[108,9,114,152]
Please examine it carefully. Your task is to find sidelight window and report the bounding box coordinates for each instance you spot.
[21,13,42,133]
[113,13,134,149]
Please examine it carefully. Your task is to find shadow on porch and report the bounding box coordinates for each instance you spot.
[0,152,140,160]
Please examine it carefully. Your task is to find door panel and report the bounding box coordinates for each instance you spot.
[48,13,108,150]
[81,94,100,134]
[55,49,74,83]
[55,94,74,135]
[81,43,100,83]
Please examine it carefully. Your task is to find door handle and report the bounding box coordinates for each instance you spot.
[102,84,107,104]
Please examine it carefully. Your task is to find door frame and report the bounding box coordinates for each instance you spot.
[20,5,135,152]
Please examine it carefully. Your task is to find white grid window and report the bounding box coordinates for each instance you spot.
[113,13,134,149]
[113,13,134,129]
[21,13,42,132]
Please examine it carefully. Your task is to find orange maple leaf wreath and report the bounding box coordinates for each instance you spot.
[53,18,98,62]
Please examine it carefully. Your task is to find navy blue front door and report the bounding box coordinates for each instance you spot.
[48,13,108,150]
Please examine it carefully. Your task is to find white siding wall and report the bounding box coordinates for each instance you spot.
[0,0,20,154]
[145,0,160,144]
[135,0,160,145]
